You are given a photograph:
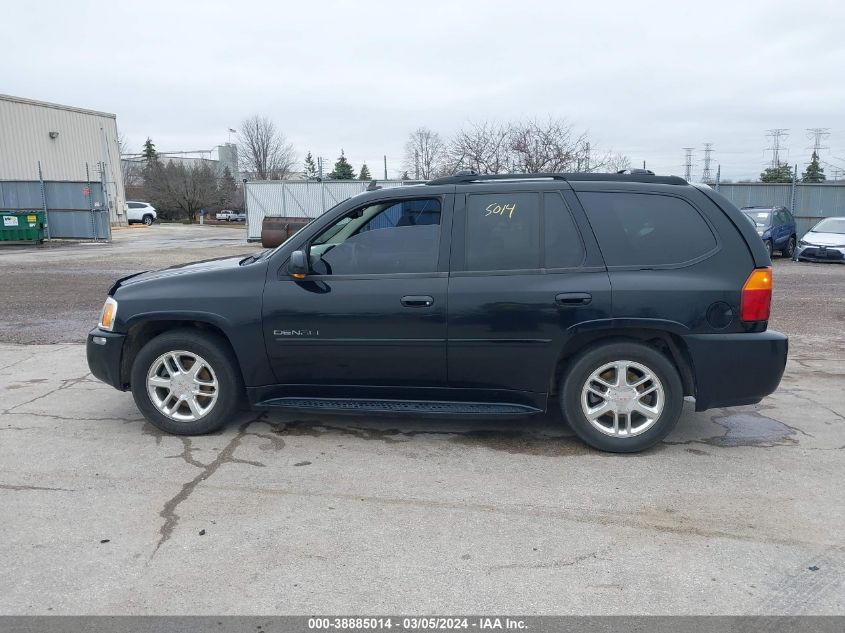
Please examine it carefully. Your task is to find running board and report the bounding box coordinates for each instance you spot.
[258,397,541,416]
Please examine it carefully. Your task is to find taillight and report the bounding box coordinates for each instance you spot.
[741,267,772,322]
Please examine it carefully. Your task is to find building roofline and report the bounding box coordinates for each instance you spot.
[0,93,116,119]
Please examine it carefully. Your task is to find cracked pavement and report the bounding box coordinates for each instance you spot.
[0,227,843,614]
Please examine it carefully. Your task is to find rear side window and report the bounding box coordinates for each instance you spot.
[127,202,144,209]
[465,193,540,271]
[544,193,584,268]
[579,192,716,267]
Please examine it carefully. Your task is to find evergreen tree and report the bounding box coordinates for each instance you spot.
[142,137,158,165]
[802,151,826,183]
[218,166,238,208]
[760,164,794,183]
[328,150,356,180]
[400,170,410,180]
[358,163,372,180]
[304,152,318,180]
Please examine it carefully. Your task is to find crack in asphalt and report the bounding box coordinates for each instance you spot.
[777,387,845,423]
[150,413,279,558]
[0,483,74,492]
[1,372,94,415]
[486,548,606,572]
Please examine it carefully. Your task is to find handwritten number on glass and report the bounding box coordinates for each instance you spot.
[485,202,517,219]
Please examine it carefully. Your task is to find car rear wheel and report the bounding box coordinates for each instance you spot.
[782,236,796,258]
[142,214,154,226]
[560,341,684,453]
[130,330,242,435]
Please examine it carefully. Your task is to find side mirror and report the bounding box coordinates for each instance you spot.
[288,250,309,279]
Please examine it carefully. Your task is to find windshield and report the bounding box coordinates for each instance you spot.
[811,217,845,234]
[741,210,772,228]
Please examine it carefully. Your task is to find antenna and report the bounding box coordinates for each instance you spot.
[683,147,695,181]
[765,129,789,168]
[702,143,714,183]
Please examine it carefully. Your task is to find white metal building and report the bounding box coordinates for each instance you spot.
[0,94,126,227]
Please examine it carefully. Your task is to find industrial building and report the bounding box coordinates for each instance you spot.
[0,93,125,238]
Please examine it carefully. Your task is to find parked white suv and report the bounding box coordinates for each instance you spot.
[126,201,157,226]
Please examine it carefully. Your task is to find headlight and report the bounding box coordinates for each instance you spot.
[98,297,118,331]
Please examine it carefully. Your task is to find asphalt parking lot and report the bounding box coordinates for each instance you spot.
[1,224,843,614]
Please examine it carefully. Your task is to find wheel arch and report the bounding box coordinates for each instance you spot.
[120,317,242,388]
[549,326,695,398]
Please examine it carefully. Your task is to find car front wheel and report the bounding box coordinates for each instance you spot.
[560,341,684,453]
[782,236,796,258]
[130,330,242,435]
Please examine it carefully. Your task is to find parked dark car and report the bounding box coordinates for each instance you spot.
[740,206,797,258]
[88,172,788,453]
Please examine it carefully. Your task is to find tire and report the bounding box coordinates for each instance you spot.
[782,236,796,258]
[142,214,154,226]
[560,341,684,453]
[130,329,243,435]
[765,239,773,258]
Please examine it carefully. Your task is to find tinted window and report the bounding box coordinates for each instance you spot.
[127,202,144,209]
[311,198,441,275]
[580,192,716,267]
[544,193,584,268]
[465,193,540,271]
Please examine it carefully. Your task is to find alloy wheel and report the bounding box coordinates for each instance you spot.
[146,350,219,422]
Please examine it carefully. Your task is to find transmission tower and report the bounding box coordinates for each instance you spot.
[765,129,789,168]
[806,128,830,156]
[702,143,714,183]
[682,147,695,181]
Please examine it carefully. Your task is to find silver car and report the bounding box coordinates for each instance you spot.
[794,217,845,263]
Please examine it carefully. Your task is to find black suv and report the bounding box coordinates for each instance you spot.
[87,172,788,452]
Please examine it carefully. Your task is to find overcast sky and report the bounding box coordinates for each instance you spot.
[4,0,845,180]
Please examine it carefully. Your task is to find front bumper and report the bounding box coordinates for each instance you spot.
[86,328,126,390]
[794,244,845,262]
[683,330,788,411]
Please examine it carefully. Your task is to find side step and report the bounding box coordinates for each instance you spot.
[259,397,541,416]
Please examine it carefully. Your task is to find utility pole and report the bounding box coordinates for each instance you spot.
[584,142,590,173]
[383,155,388,180]
[683,147,695,182]
[765,129,789,168]
[414,149,420,180]
[317,157,323,180]
[715,164,721,191]
[702,143,714,183]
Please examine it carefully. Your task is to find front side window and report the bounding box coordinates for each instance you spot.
[465,193,541,271]
[580,192,717,267]
[309,198,441,275]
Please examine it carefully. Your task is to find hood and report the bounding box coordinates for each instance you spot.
[109,255,251,294]
[802,231,845,247]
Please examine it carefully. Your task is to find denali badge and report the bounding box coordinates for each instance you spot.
[273,329,319,337]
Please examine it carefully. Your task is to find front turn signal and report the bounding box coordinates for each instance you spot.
[99,297,118,331]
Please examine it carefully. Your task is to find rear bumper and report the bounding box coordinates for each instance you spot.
[683,330,788,411]
[86,328,126,390]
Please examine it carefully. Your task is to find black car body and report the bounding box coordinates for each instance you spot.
[88,172,788,452]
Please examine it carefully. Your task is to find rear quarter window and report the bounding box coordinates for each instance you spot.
[578,191,717,267]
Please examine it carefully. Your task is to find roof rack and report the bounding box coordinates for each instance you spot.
[426,170,687,186]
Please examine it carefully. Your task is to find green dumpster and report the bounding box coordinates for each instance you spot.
[0,211,46,243]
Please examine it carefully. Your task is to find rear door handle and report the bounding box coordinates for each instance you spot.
[401,295,434,307]
[555,292,592,306]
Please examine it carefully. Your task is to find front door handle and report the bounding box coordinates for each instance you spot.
[401,295,434,307]
[555,292,592,306]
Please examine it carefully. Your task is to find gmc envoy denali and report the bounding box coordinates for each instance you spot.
[87,171,788,452]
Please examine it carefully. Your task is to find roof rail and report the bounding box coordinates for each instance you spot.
[426,171,687,186]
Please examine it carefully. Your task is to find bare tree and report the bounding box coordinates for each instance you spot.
[238,115,296,180]
[592,151,632,173]
[508,117,588,173]
[118,132,142,187]
[445,121,511,174]
[403,127,446,180]
[144,160,221,222]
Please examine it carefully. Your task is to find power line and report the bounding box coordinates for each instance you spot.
[765,129,789,168]
[682,147,695,182]
[702,143,714,183]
